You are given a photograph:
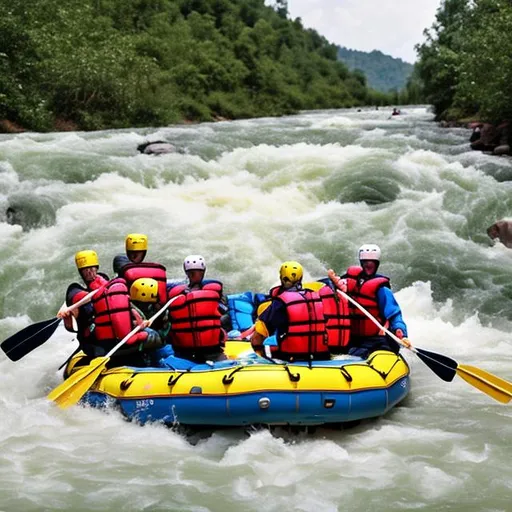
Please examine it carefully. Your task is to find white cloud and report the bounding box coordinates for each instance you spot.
[285,0,442,63]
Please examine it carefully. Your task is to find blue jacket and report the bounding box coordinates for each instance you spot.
[377,287,407,336]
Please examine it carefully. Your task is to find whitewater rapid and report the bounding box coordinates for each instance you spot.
[0,106,511,512]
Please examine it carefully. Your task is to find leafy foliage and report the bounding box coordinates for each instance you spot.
[0,0,399,131]
[415,0,512,122]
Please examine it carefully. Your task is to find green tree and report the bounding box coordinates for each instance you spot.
[453,0,512,122]
[0,0,397,131]
[415,0,469,119]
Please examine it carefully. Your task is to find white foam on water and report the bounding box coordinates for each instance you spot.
[0,106,511,511]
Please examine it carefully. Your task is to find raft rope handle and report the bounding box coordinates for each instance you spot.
[222,362,300,384]
[120,372,138,391]
[382,356,401,378]
[222,365,245,385]
[339,366,353,382]
[168,370,189,387]
[284,365,301,382]
[368,354,402,380]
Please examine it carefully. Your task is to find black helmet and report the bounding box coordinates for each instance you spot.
[113,254,130,275]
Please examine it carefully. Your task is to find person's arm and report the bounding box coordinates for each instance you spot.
[250,314,271,349]
[130,304,147,327]
[377,287,408,337]
[250,328,267,349]
[250,300,281,349]
[327,269,347,291]
[60,286,89,329]
[129,304,167,343]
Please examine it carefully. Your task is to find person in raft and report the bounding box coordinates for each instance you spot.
[58,250,110,359]
[84,274,166,368]
[114,233,168,311]
[250,261,330,362]
[129,277,170,344]
[166,255,229,362]
[328,244,407,359]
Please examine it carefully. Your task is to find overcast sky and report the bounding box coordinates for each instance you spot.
[285,0,442,63]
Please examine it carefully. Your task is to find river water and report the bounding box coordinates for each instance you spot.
[0,106,511,511]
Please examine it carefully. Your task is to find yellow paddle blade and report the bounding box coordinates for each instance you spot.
[47,357,110,409]
[303,281,327,291]
[456,365,512,404]
[224,340,255,360]
[458,365,512,394]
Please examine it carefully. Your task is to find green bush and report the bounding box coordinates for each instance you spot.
[1,0,400,131]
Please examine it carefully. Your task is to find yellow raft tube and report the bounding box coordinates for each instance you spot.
[64,341,410,427]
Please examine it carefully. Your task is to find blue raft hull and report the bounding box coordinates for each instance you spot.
[72,350,411,427]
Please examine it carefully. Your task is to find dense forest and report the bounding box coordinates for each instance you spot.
[337,47,413,93]
[0,0,406,132]
[415,0,512,123]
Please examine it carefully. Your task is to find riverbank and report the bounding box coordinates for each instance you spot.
[440,118,511,156]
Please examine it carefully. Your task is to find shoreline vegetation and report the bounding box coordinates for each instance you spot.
[0,0,422,133]
[415,0,512,154]
[9,0,508,142]
[0,0,422,134]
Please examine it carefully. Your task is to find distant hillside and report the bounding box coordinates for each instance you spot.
[337,47,414,92]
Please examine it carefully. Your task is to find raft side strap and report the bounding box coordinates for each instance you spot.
[367,363,388,380]
[379,357,400,379]
[367,353,402,380]
[222,365,245,385]
[368,365,387,380]
[222,362,300,384]
[120,372,138,391]
[168,370,189,387]
[284,365,301,383]
[339,366,353,382]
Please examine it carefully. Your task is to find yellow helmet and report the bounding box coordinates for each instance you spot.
[75,250,99,270]
[125,233,148,252]
[279,260,303,285]
[130,278,158,303]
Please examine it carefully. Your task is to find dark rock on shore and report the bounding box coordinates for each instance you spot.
[487,220,512,248]
[468,121,511,155]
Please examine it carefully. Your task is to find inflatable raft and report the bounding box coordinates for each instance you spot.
[64,342,410,427]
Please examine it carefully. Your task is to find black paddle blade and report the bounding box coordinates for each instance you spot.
[415,347,458,382]
[1,318,62,361]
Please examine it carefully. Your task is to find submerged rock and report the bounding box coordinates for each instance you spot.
[5,194,57,231]
[137,141,177,155]
[487,219,512,248]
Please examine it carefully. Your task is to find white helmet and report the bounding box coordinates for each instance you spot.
[183,254,206,272]
[358,244,381,261]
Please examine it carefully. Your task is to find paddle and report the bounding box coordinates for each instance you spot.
[456,365,512,404]
[1,288,103,362]
[332,284,512,403]
[47,296,178,409]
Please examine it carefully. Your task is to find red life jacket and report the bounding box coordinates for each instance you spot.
[343,266,390,337]
[275,289,329,358]
[318,285,350,351]
[167,281,223,351]
[64,274,109,335]
[121,262,168,305]
[91,278,134,347]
